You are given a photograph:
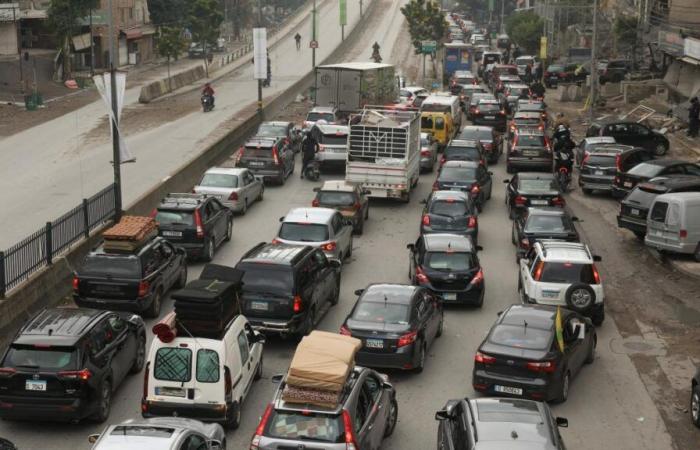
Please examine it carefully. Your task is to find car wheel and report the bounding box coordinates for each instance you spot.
[474,289,484,308]
[511,223,517,245]
[653,142,668,156]
[225,401,241,430]
[329,275,341,306]
[556,372,570,403]
[254,355,263,381]
[224,220,233,241]
[176,266,188,288]
[585,335,596,364]
[414,342,426,373]
[355,217,364,236]
[92,379,112,423]
[633,231,645,242]
[694,243,700,262]
[582,188,593,195]
[384,398,398,437]
[565,283,596,313]
[692,384,700,428]
[592,308,605,326]
[302,307,316,336]
[241,199,248,215]
[346,239,353,258]
[203,237,215,262]
[436,311,444,338]
[145,288,162,318]
[130,334,146,374]
[258,185,264,201]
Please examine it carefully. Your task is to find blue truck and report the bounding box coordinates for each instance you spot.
[443,43,473,84]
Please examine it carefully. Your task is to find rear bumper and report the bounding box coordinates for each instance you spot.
[248,168,284,180]
[611,186,630,199]
[425,284,484,305]
[355,344,418,370]
[0,395,92,421]
[617,215,646,234]
[142,399,227,422]
[247,315,305,335]
[173,242,206,257]
[579,175,614,191]
[316,153,346,164]
[420,157,435,168]
[644,237,696,254]
[507,157,552,171]
[472,369,556,401]
[473,117,507,130]
[74,294,154,313]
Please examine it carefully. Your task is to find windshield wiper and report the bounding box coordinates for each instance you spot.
[15,364,40,369]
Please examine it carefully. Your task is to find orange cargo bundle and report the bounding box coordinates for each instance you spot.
[103,216,157,241]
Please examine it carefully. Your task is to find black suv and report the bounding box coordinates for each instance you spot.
[577,144,653,195]
[73,236,187,317]
[436,397,569,450]
[154,193,233,261]
[236,136,295,184]
[586,119,669,156]
[235,243,342,337]
[617,175,700,240]
[0,308,146,423]
[599,59,630,84]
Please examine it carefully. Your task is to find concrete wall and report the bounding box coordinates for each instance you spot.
[138,65,207,103]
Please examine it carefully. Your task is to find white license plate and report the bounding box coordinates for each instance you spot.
[365,339,383,348]
[162,231,182,237]
[494,385,523,395]
[631,208,640,216]
[251,301,268,311]
[542,290,560,298]
[450,187,463,191]
[443,293,457,300]
[484,116,495,119]
[530,199,548,205]
[523,150,539,157]
[249,161,264,166]
[595,170,604,175]
[155,387,186,398]
[25,380,46,391]
[650,229,664,237]
[624,181,632,187]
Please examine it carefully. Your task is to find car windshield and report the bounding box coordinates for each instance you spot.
[199,173,238,188]
[484,55,500,64]
[352,301,410,324]
[439,166,478,182]
[515,135,545,147]
[154,347,192,382]
[257,124,287,137]
[319,134,347,146]
[518,178,556,191]
[266,411,343,443]
[584,155,616,167]
[524,215,573,233]
[460,129,492,141]
[456,76,474,84]
[626,186,663,206]
[508,87,527,96]
[317,191,356,206]
[110,426,175,438]
[430,200,468,216]
[425,252,473,271]
[279,223,330,242]
[3,345,78,370]
[627,163,663,177]
[307,112,335,122]
[516,57,533,65]
[82,255,140,278]
[445,146,480,161]
[489,324,552,350]
[155,210,195,226]
[540,262,596,284]
[240,265,294,294]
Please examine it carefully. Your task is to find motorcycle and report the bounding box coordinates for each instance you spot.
[555,152,572,192]
[201,94,214,112]
[303,159,321,181]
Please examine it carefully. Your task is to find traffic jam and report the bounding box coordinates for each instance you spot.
[0,10,699,450]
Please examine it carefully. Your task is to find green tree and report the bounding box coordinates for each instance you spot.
[401,0,448,55]
[505,10,543,54]
[47,0,99,79]
[157,27,188,92]
[188,0,224,76]
[223,0,252,40]
[148,0,191,28]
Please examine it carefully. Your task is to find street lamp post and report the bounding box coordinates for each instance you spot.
[312,0,317,69]
[589,0,598,124]
[107,0,122,220]
[258,0,263,113]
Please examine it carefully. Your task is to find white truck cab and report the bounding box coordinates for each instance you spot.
[142,314,264,429]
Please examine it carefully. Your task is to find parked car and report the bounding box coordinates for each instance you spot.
[143,315,264,429]
[302,106,339,131]
[420,132,439,172]
[236,243,341,337]
[408,233,484,306]
[506,129,552,174]
[88,417,226,450]
[340,284,443,372]
[617,175,700,240]
[692,368,700,428]
[255,121,300,152]
[436,397,569,450]
[472,99,507,131]
[194,167,264,214]
[434,160,493,211]
[312,180,370,235]
[578,144,653,195]
[420,190,479,244]
[518,240,605,325]
[442,139,487,167]
[73,236,187,317]
[154,193,233,261]
[645,192,700,260]
[512,207,580,261]
[576,136,617,166]
[251,366,397,449]
[586,119,670,156]
[275,207,354,262]
[543,63,580,88]
[458,125,501,163]
[0,308,145,423]
[505,172,565,219]
[236,136,295,185]
[611,159,700,199]
[473,304,597,402]
[598,59,631,84]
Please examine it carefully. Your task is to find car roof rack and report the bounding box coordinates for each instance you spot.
[539,240,590,258]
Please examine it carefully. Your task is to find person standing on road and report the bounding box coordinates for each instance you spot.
[294,33,301,51]
[535,61,543,83]
[688,97,699,138]
[300,131,319,179]
[524,63,533,84]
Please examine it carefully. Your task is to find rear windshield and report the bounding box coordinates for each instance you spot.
[82,255,141,278]
[460,129,492,141]
[352,301,410,324]
[156,209,195,226]
[266,411,343,443]
[421,116,434,129]
[477,103,501,112]
[519,178,556,191]
[515,135,545,147]
[319,134,347,146]
[279,223,330,242]
[516,57,533,65]
[199,173,238,188]
[484,54,500,64]
[242,147,273,158]
[422,103,452,114]
[425,252,474,271]
[307,112,335,122]
[257,124,287,137]
[240,265,294,294]
[540,262,595,284]
[445,146,480,160]
[456,76,475,84]
[519,103,545,112]
[317,191,356,206]
[110,426,174,438]
[515,117,541,125]
[154,347,192,382]
[489,324,551,350]
[524,215,573,233]
[628,163,662,177]
[439,166,478,182]
[3,345,78,370]
[650,201,668,222]
[584,155,616,167]
[196,349,220,383]
[508,87,528,96]
[430,200,469,216]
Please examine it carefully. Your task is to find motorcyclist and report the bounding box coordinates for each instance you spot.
[552,124,575,175]
[529,79,545,100]
[552,112,570,130]
[300,129,320,179]
[202,83,215,107]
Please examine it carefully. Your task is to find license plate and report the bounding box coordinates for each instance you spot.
[530,199,548,205]
[96,285,119,292]
[249,161,264,167]
[155,387,186,398]
[250,301,268,311]
[443,293,457,301]
[523,150,539,157]
[650,229,664,237]
[365,339,383,349]
[494,385,523,395]
[624,181,632,187]
[631,208,640,216]
[595,170,604,175]
[451,187,463,191]
[542,290,560,298]
[162,231,182,237]
[25,380,46,391]
[484,115,495,119]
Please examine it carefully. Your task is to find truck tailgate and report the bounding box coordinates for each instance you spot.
[346,163,410,190]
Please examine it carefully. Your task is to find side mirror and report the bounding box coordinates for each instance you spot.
[209,439,224,450]
[571,216,579,222]
[593,255,602,262]
[88,434,100,444]
[556,417,569,428]
[476,245,483,252]
[406,243,416,251]
[279,216,284,222]
[329,259,342,269]
[271,373,284,384]
[313,187,320,192]
[354,288,365,296]
[435,409,451,421]
[254,331,266,344]
[503,178,510,183]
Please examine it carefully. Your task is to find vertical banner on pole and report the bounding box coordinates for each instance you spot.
[93,72,135,163]
[339,0,347,26]
[488,0,494,11]
[539,36,548,60]
[253,28,267,80]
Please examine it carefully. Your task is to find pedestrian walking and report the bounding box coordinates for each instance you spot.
[688,97,700,138]
[524,63,533,84]
[535,62,543,83]
[294,33,301,51]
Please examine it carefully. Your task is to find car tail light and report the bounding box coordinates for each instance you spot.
[475,351,496,364]
[397,330,418,347]
[415,266,429,285]
[228,191,238,201]
[0,368,16,378]
[614,176,620,184]
[318,144,325,153]
[340,324,351,336]
[57,368,92,381]
[592,264,601,284]
[194,209,204,238]
[544,71,551,77]
[421,149,431,156]
[551,196,566,207]
[470,184,480,195]
[469,269,484,285]
[72,276,79,292]
[143,362,149,400]
[526,360,557,373]
[520,238,530,249]
[510,125,516,133]
[353,201,362,211]
[250,403,274,450]
[474,108,480,115]
[582,152,590,166]
[342,409,359,450]
[138,280,149,297]
[271,238,281,244]
[615,154,622,172]
[236,146,244,164]
[322,241,337,252]
[680,229,688,239]
[514,195,527,206]
[558,72,567,77]
[422,215,430,226]
[468,216,477,228]
[293,295,303,313]
[311,199,320,207]
[272,146,280,165]
[533,261,544,281]
[149,208,157,218]
[432,181,439,191]
[500,109,506,115]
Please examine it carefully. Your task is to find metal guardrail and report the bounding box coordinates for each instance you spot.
[0,184,116,298]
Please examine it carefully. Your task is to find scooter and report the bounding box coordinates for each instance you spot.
[303,159,321,181]
[555,152,572,192]
[201,94,214,112]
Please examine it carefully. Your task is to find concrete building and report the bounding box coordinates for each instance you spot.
[91,0,155,68]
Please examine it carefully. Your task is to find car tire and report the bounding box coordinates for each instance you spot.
[241,199,248,215]
[384,398,398,437]
[556,371,570,403]
[254,355,263,381]
[225,401,241,430]
[691,384,700,428]
[302,307,316,336]
[176,266,188,288]
[474,289,484,308]
[346,239,353,258]
[203,237,215,262]
[414,342,427,373]
[329,275,341,306]
[511,223,517,245]
[130,334,146,374]
[355,217,364,235]
[585,336,596,364]
[224,220,233,242]
[653,142,668,156]
[92,379,112,423]
[633,231,645,242]
[694,243,700,262]
[582,188,593,195]
[258,185,264,201]
[145,288,163,319]
[436,311,444,337]
[592,308,605,326]
[564,283,596,313]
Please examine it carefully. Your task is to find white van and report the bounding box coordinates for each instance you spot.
[142,315,265,429]
[645,192,700,260]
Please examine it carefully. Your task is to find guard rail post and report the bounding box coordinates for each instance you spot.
[82,199,90,239]
[0,251,6,299]
[45,222,53,265]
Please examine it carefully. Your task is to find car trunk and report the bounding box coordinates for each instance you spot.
[77,256,141,299]
[238,264,296,320]
[428,213,471,232]
[646,199,682,247]
[478,342,551,380]
[520,191,561,207]
[78,276,140,300]
[239,147,277,171]
[345,320,410,354]
[425,267,478,290]
[581,155,616,178]
[513,146,548,159]
[155,209,199,244]
[617,172,649,191]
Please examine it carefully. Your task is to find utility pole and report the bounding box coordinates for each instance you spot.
[89,8,95,77]
[589,0,598,124]
[500,0,505,34]
[312,0,317,69]
[257,0,263,113]
[107,0,122,220]
[12,4,23,94]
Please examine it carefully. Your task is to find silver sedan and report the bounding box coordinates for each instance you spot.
[89,417,225,449]
[194,167,264,214]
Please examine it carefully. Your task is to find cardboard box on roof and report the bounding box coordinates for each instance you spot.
[287,331,361,392]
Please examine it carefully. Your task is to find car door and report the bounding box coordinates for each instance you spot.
[562,313,586,375]
[627,123,652,149]
[363,373,389,449]
[310,250,333,302]
[426,290,442,339]
[478,165,492,195]
[408,236,423,278]
[414,295,433,347]
[211,200,229,244]
[333,213,352,257]
[156,241,179,288]
[506,175,518,206]
[106,314,137,385]
[236,329,255,397]
[178,432,208,450]
[246,170,261,201]
[244,322,263,374]
[90,318,127,385]
[519,250,539,298]
[283,141,294,174]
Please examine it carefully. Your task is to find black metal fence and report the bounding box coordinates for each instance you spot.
[0,184,117,298]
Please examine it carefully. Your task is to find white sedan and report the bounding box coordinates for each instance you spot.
[194,167,264,214]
